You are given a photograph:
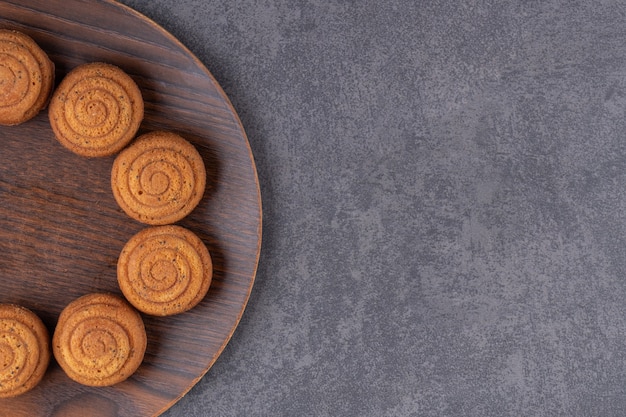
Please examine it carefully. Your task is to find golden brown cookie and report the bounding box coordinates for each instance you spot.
[0,29,54,125]
[117,225,212,316]
[48,62,143,157]
[111,131,206,225]
[52,293,146,387]
[0,304,50,398]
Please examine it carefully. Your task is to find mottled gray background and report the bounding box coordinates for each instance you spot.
[120,1,626,416]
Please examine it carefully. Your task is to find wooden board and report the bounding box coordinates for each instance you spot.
[0,1,262,416]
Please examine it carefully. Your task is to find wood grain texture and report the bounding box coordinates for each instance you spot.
[0,1,262,416]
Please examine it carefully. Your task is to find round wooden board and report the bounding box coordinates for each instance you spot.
[0,1,262,416]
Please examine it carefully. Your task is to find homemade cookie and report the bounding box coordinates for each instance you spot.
[48,62,143,157]
[0,304,50,398]
[117,225,213,316]
[0,29,54,125]
[52,293,146,387]
[111,131,206,225]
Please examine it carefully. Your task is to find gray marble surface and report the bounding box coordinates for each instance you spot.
[120,1,626,416]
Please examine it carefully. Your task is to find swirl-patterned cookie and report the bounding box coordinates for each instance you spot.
[111,131,206,225]
[48,62,143,157]
[52,293,147,387]
[117,225,212,316]
[0,304,50,398]
[0,29,54,126]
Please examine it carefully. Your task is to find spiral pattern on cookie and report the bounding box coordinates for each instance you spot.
[49,62,143,157]
[111,131,206,225]
[0,304,50,398]
[53,293,146,387]
[118,225,212,316]
[0,30,54,125]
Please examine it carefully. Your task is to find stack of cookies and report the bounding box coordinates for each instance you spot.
[0,28,214,394]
